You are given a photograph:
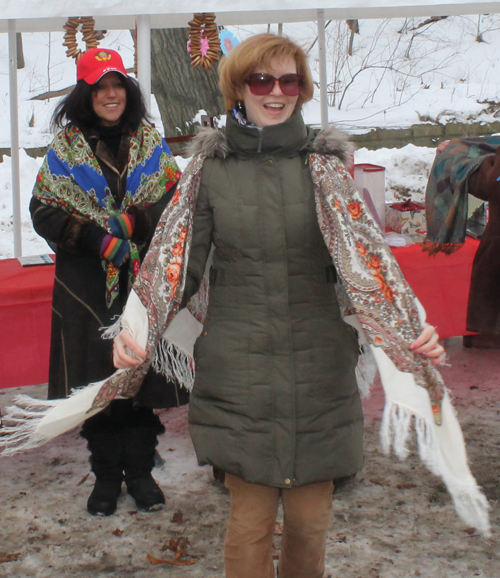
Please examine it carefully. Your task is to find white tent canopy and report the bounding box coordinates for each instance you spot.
[2,1,500,32]
[2,0,499,255]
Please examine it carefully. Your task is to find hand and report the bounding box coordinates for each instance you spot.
[113,330,147,369]
[410,324,446,366]
[107,213,135,240]
[436,140,450,152]
[100,235,130,267]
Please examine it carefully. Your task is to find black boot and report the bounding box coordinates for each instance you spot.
[123,425,165,512]
[82,429,124,516]
[213,467,226,484]
[87,478,123,516]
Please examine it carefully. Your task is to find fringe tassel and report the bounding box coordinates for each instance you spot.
[421,241,464,256]
[1,382,104,457]
[380,401,413,460]
[414,413,439,473]
[380,398,491,537]
[355,345,377,399]
[152,338,195,392]
[100,315,123,340]
[0,396,62,456]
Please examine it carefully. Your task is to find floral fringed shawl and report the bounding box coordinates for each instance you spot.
[424,136,500,255]
[32,122,181,306]
[1,151,490,536]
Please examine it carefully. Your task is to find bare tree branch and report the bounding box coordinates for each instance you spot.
[399,16,449,33]
[29,86,73,101]
[29,67,135,101]
[306,20,332,54]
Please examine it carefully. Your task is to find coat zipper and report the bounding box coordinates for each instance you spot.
[256,127,264,154]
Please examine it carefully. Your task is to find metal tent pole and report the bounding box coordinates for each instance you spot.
[136,15,152,113]
[317,9,329,129]
[8,19,22,257]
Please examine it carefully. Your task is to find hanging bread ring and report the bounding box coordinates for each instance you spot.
[63,16,100,63]
[188,13,221,71]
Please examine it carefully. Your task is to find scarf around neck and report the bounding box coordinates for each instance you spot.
[32,122,181,306]
[3,128,491,536]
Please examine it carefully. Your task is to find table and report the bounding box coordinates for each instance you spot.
[0,238,479,389]
[0,256,54,389]
[391,237,479,339]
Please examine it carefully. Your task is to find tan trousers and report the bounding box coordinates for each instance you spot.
[224,473,334,578]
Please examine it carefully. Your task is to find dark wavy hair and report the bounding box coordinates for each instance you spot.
[51,74,149,133]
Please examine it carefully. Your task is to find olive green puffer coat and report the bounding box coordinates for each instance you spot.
[184,111,363,488]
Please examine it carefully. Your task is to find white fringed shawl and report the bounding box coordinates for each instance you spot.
[0,151,490,536]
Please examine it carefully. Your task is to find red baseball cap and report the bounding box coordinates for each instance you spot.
[77,48,128,85]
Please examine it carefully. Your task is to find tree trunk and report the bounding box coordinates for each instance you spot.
[17,33,25,69]
[149,28,224,137]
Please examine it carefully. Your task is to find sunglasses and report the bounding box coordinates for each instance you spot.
[244,73,305,97]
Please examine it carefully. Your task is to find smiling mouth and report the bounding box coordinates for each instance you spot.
[104,104,119,109]
[264,103,285,110]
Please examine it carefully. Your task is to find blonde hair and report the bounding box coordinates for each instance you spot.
[219,33,314,111]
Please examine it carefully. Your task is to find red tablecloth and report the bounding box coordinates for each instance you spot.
[0,238,480,389]
[392,237,479,339]
[0,257,55,389]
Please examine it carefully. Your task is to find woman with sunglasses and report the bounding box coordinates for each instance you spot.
[113,33,445,577]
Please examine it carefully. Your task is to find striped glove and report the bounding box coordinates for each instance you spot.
[100,235,130,267]
[107,213,135,240]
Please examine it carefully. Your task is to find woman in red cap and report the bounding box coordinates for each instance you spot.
[30,48,186,517]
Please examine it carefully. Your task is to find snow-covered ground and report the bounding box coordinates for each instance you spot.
[1,338,499,577]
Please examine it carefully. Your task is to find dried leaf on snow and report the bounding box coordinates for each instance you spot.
[76,473,89,487]
[0,552,22,563]
[370,477,391,486]
[147,553,196,566]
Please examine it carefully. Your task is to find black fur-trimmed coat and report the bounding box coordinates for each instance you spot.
[30,125,187,408]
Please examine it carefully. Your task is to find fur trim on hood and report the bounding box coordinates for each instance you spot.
[186,123,353,166]
[186,127,228,159]
[311,125,354,167]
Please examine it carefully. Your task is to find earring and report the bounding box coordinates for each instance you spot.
[233,101,248,126]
